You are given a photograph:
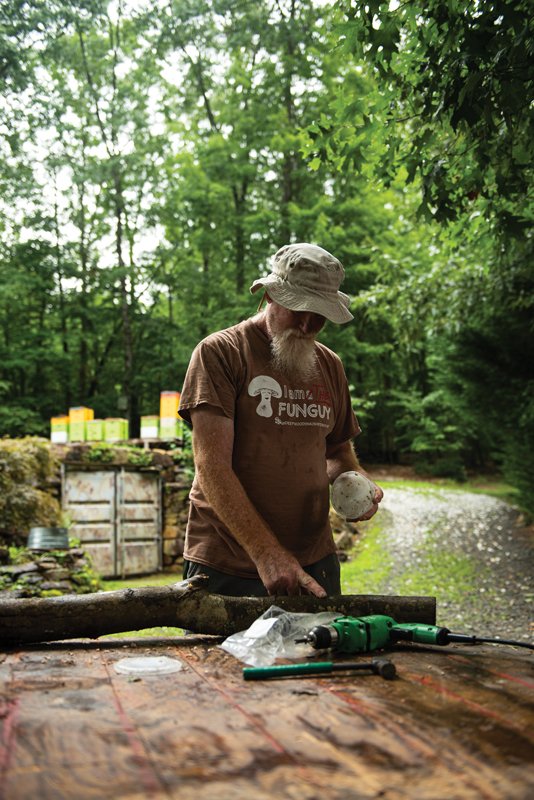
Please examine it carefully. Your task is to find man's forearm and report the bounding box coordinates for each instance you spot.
[326,440,361,483]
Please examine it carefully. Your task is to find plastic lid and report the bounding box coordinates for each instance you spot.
[113,656,184,675]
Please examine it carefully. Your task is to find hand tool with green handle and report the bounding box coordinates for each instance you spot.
[243,657,396,681]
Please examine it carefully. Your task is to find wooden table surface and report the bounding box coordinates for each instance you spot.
[0,637,533,800]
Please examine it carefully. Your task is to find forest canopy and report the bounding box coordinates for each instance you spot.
[0,0,532,510]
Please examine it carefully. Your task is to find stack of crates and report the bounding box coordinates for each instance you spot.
[51,393,182,445]
[159,391,182,440]
[50,416,69,444]
[68,407,94,442]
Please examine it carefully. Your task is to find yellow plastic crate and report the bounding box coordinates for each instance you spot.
[160,391,180,419]
[69,406,94,422]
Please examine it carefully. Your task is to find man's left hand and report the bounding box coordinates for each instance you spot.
[349,482,384,522]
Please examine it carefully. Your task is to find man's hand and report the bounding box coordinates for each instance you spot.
[326,440,384,523]
[348,481,384,522]
[256,550,327,597]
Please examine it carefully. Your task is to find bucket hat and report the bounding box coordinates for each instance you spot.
[250,243,353,324]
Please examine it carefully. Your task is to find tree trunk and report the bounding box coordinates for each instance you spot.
[0,576,436,646]
[53,182,71,409]
[114,169,135,430]
[232,182,247,293]
[77,131,90,401]
[279,0,297,245]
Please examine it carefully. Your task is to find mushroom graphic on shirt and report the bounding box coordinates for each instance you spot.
[248,375,282,418]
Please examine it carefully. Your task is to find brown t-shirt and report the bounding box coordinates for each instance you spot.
[179,317,360,578]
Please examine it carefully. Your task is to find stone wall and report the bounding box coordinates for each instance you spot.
[0,546,101,598]
[0,438,193,584]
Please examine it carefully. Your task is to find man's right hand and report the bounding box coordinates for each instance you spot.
[257,551,327,597]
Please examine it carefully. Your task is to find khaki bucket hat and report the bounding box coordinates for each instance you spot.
[250,243,353,324]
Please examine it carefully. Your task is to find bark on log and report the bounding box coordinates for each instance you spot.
[0,576,436,646]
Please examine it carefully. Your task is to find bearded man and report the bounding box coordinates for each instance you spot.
[178,243,383,597]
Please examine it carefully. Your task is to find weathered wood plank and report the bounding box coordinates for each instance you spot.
[1,651,164,800]
[1,639,533,800]
[178,645,534,799]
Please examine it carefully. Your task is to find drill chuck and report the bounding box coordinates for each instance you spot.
[299,615,393,653]
[303,625,339,650]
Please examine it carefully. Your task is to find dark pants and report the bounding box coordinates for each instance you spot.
[183,552,341,596]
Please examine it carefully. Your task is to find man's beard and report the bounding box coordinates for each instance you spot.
[270,329,318,382]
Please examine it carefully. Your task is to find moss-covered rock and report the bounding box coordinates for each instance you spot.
[0,545,102,597]
[62,442,164,468]
[0,438,62,540]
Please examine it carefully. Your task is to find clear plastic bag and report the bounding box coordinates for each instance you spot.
[220,605,337,666]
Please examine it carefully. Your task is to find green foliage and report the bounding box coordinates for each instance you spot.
[328,0,533,230]
[414,457,467,484]
[83,443,154,467]
[7,545,29,565]
[448,295,534,514]
[171,425,195,479]
[501,428,534,517]
[85,444,115,463]
[125,448,153,467]
[0,0,531,515]
[390,387,467,481]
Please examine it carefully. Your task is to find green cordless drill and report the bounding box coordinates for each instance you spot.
[296,614,534,653]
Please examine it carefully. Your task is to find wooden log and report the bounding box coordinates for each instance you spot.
[0,575,436,646]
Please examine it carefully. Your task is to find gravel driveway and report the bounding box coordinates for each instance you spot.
[348,486,534,643]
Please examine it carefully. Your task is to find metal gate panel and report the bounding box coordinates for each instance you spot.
[62,470,116,577]
[121,471,159,503]
[62,467,161,578]
[117,471,161,576]
[63,471,116,503]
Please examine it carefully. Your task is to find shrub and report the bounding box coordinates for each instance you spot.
[0,438,61,539]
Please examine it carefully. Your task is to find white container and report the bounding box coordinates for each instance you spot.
[142,426,159,438]
[331,471,376,519]
[141,416,159,439]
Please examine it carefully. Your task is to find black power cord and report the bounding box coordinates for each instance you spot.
[446,633,534,651]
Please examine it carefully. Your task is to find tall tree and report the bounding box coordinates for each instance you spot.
[318,0,533,228]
